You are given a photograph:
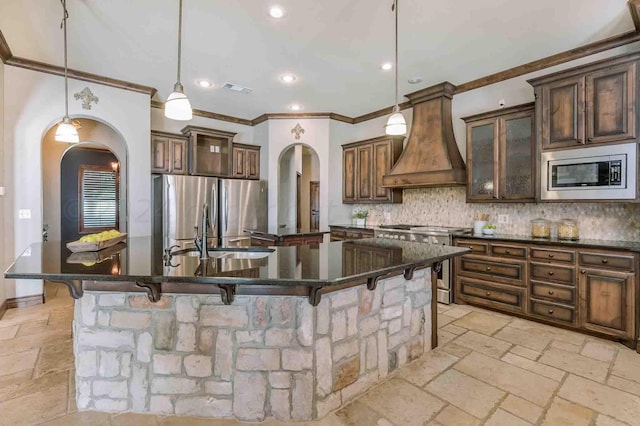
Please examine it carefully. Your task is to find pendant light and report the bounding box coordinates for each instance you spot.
[165,0,193,121]
[385,0,407,136]
[55,0,79,143]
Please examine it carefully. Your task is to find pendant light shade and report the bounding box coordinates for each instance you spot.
[385,106,407,136]
[55,0,79,143]
[165,0,193,121]
[55,117,80,143]
[385,0,407,136]
[165,83,193,120]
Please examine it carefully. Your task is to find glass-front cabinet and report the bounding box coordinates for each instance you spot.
[464,103,535,203]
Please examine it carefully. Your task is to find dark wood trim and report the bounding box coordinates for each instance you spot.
[5,56,157,96]
[431,265,439,349]
[342,134,405,148]
[232,142,261,150]
[456,31,640,94]
[353,101,412,124]
[629,1,640,31]
[150,130,188,140]
[329,113,354,124]
[0,29,11,63]
[461,102,535,123]
[193,108,253,126]
[0,300,7,320]
[250,112,354,125]
[180,125,237,139]
[6,294,45,309]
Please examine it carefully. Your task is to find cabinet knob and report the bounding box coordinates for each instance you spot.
[548,290,554,295]
[548,253,554,258]
[486,292,491,296]
[469,246,474,250]
[587,137,593,142]
[601,259,608,264]
[577,138,583,144]
[581,269,586,274]
[548,309,554,314]
[486,266,492,271]
[548,271,555,276]
[505,250,511,254]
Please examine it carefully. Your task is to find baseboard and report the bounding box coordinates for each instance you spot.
[6,294,45,309]
[0,300,7,320]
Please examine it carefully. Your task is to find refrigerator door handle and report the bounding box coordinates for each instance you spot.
[224,186,229,232]
[211,184,217,237]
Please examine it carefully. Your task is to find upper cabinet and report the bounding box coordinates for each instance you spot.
[529,55,638,151]
[342,136,404,204]
[151,131,188,175]
[232,143,261,180]
[463,103,535,203]
[181,126,237,177]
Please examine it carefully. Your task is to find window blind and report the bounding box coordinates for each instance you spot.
[80,167,118,230]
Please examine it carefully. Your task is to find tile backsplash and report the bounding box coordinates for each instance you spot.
[356,187,640,242]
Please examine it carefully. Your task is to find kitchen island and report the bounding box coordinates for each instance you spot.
[5,237,468,422]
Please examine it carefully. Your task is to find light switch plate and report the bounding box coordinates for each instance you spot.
[498,214,509,224]
[18,209,31,219]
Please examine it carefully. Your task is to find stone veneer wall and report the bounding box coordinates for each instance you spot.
[72,270,432,422]
[357,187,640,241]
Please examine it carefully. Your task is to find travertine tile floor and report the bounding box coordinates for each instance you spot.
[1,283,640,425]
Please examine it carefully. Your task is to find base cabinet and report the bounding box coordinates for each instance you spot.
[580,268,635,339]
[454,237,638,347]
[329,226,375,242]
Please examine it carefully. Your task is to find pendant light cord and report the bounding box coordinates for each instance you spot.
[394,0,399,109]
[60,0,70,118]
[177,0,183,84]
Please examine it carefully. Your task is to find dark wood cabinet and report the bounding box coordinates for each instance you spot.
[151,131,188,175]
[463,103,535,202]
[250,233,324,247]
[181,126,236,177]
[529,54,638,151]
[329,226,375,242]
[342,136,403,204]
[232,143,261,180]
[454,237,638,348]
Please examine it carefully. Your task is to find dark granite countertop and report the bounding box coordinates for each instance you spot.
[454,233,640,252]
[245,227,329,238]
[329,224,377,231]
[4,237,469,293]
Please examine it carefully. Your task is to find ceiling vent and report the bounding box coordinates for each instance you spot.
[222,82,253,94]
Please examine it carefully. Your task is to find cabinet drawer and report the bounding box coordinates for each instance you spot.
[457,277,524,313]
[530,300,575,325]
[530,262,575,285]
[490,243,527,259]
[530,281,575,306]
[530,248,575,264]
[455,240,489,255]
[579,252,635,272]
[459,257,525,285]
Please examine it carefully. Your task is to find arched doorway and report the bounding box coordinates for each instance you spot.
[41,118,128,244]
[278,144,320,231]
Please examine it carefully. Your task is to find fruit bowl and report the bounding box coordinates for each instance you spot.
[66,232,127,253]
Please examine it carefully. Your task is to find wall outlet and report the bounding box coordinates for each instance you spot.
[18,209,31,219]
[383,211,391,221]
[498,214,509,224]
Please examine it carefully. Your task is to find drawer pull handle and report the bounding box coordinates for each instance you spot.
[601,259,608,264]
[486,266,492,271]
[548,253,554,258]
[548,271,555,276]
[486,292,491,296]
[469,246,474,250]
[548,309,554,314]
[505,250,510,254]
[548,290,554,295]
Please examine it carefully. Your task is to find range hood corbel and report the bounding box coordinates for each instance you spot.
[382,82,467,189]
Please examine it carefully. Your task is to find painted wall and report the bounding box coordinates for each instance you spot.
[3,66,150,299]
[300,149,320,229]
[0,60,5,308]
[350,45,640,241]
[277,146,297,228]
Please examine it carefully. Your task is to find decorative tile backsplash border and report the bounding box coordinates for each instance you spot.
[356,187,640,242]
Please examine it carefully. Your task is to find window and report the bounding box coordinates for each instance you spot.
[79,165,119,233]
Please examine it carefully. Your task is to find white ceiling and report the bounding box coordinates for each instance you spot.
[0,0,633,119]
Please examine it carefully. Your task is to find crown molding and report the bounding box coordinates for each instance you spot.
[0,30,11,63]
[454,30,640,94]
[629,0,640,30]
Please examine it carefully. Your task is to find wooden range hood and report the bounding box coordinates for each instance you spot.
[382,82,466,189]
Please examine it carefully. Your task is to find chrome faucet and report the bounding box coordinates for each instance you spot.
[194,203,210,260]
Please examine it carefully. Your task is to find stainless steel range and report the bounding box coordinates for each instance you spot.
[374,224,471,304]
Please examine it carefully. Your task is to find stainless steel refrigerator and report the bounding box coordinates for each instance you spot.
[153,175,267,249]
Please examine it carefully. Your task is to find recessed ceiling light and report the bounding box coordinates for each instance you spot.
[408,77,423,84]
[289,104,301,111]
[380,62,393,71]
[269,6,285,18]
[280,74,297,83]
[196,79,213,88]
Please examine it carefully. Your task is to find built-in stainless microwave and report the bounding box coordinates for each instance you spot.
[541,143,637,200]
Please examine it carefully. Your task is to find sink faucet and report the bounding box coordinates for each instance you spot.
[194,203,210,260]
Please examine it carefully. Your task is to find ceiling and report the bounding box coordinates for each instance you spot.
[0,0,633,119]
